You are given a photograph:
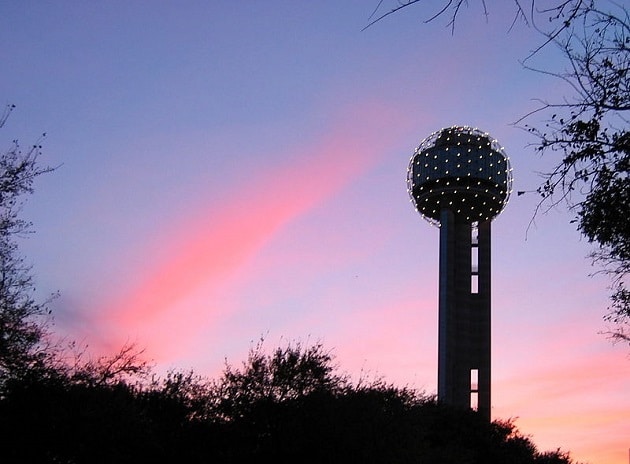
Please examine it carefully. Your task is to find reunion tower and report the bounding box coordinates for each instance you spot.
[407,126,513,420]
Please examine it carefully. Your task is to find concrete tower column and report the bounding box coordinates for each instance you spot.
[407,126,512,422]
[438,212,491,420]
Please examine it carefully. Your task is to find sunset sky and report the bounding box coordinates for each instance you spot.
[2,1,628,462]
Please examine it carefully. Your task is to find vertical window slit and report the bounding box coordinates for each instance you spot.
[471,274,479,294]
[470,369,479,411]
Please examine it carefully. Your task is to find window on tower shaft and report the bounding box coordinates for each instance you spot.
[470,369,479,411]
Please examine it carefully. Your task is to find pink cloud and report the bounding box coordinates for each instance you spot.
[93,101,413,361]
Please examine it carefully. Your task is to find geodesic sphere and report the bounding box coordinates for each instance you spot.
[407,126,513,225]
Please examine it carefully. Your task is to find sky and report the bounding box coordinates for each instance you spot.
[1,1,628,462]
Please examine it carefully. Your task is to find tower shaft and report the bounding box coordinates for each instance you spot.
[438,209,491,420]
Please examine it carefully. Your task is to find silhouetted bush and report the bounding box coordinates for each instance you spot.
[0,338,579,464]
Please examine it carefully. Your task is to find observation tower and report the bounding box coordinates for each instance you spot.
[407,126,512,420]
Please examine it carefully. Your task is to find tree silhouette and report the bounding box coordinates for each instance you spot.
[522,2,630,344]
[0,104,56,385]
[200,339,577,464]
[0,336,578,462]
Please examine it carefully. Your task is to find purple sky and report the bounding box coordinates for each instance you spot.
[2,2,628,462]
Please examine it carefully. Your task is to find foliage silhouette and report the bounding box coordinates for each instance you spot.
[0,339,579,463]
[522,2,630,344]
[0,104,56,386]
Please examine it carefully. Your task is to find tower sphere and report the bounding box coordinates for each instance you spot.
[407,126,513,225]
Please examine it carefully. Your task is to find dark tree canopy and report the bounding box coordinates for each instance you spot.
[1,339,578,463]
[523,1,630,344]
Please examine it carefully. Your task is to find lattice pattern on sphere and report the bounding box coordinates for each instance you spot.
[407,126,513,226]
